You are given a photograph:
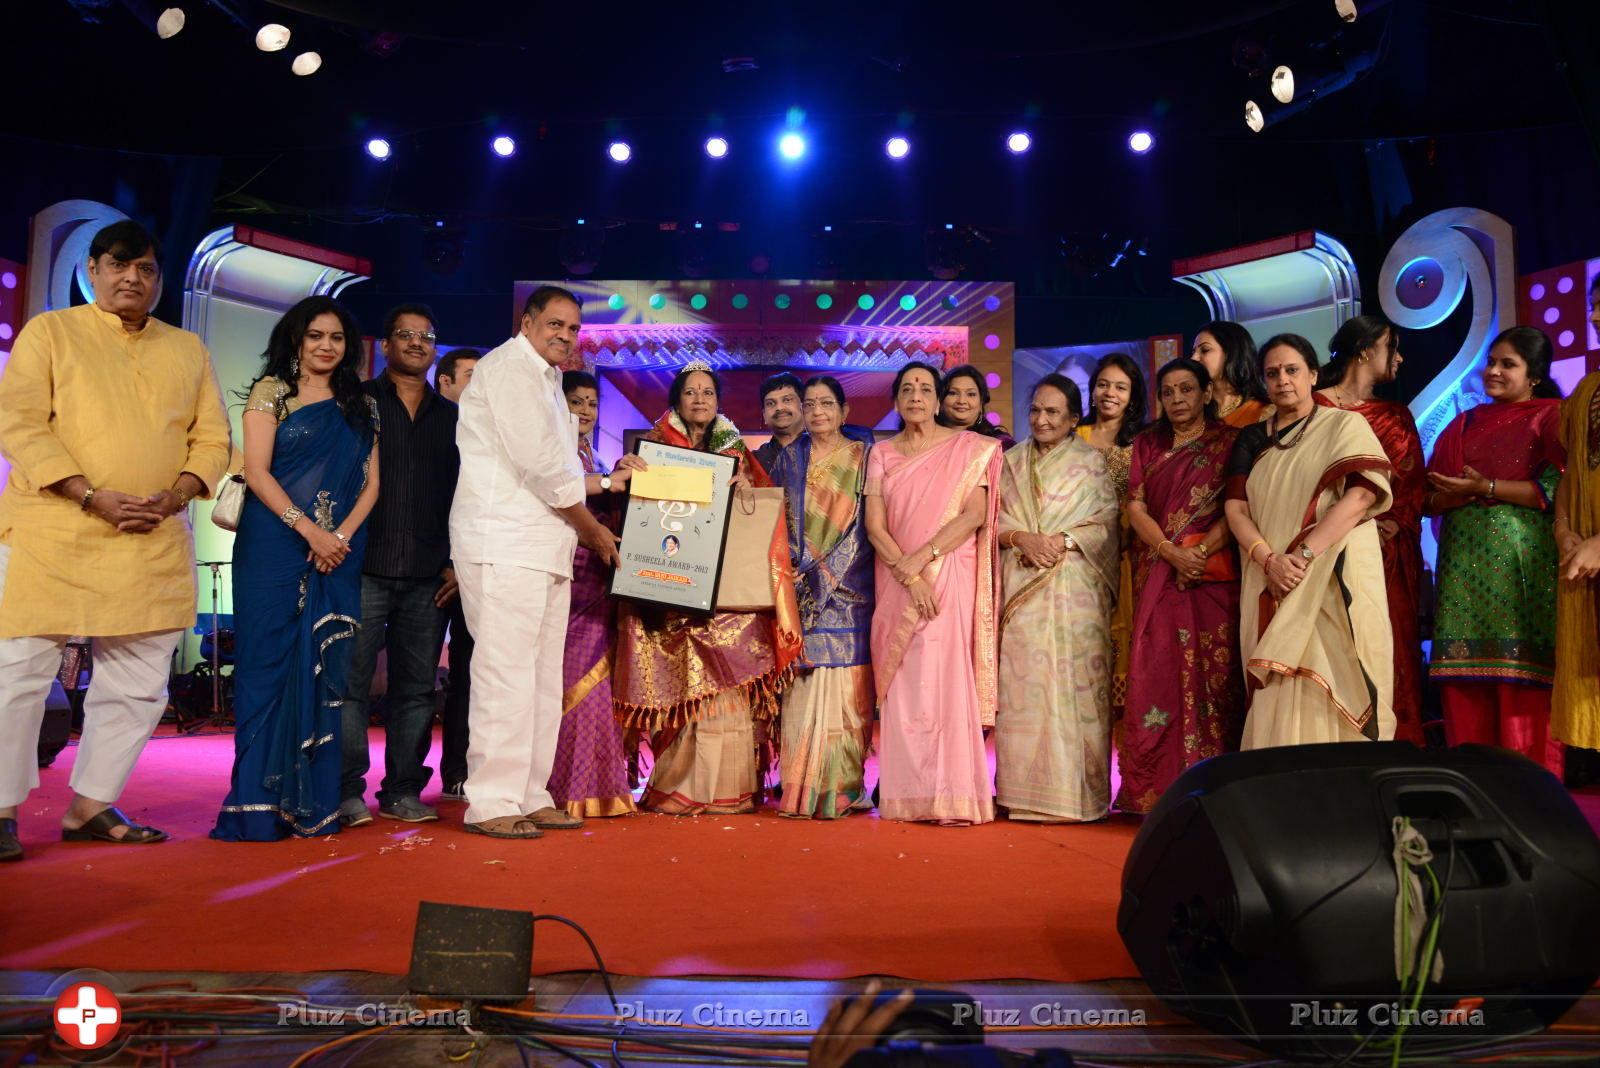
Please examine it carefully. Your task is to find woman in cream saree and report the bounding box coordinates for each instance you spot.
[996,375,1119,822]
[1225,334,1396,748]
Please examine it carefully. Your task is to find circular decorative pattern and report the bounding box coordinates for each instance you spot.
[858,294,875,310]
[899,295,917,311]
[1529,283,1546,301]
[1544,307,1560,325]
[1395,257,1444,311]
[689,294,708,311]
[984,333,1001,351]
[985,373,1002,389]
[1559,329,1576,348]
[986,412,1002,426]
[0,272,15,290]
[775,293,792,310]
[732,293,749,310]
[942,295,959,310]
[649,294,666,310]
[0,323,11,341]
[984,296,1001,312]
[1557,276,1575,294]
[816,294,833,310]
[607,294,625,310]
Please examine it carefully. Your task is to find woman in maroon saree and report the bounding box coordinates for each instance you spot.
[1118,359,1244,813]
[1314,315,1426,743]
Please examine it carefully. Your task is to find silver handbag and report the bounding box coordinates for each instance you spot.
[210,473,247,532]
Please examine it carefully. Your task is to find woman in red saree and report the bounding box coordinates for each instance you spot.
[611,364,803,814]
[1314,314,1425,743]
[865,361,1002,826]
[1192,320,1269,428]
[1119,359,1244,813]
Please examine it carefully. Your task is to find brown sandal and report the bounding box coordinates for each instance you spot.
[61,806,169,844]
[463,816,543,839]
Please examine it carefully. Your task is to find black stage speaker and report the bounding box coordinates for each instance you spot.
[36,680,73,767]
[407,901,533,999]
[1118,742,1600,1061]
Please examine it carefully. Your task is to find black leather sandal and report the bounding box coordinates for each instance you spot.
[60,806,169,844]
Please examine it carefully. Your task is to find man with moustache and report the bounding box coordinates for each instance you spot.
[450,285,620,838]
[754,372,804,472]
[0,220,230,861]
[339,304,460,827]
[430,347,480,800]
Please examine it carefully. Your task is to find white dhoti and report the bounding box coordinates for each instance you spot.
[0,543,182,808]
[457,561,571,823]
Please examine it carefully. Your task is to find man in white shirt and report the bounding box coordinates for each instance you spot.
[449,285,619,838]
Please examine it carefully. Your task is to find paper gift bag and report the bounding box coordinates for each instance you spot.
[714,486,786,611]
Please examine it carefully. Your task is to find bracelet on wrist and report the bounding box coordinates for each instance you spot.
[281,505,306,528]
[80,486,96,511]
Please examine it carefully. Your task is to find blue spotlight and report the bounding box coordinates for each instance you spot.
[1127,130,1154,154]
[1006,131,1032,154]
[885,136,910,159]
[491,135,516,158]
[778,132,807,160]
[704,136,729,158]
[365,137,391,161]
[608,141,632,163]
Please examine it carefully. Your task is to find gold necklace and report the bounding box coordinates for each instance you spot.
[1171,423,1204,450]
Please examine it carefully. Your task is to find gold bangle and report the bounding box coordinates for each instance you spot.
[1246,538,1267,561]
[1157,539,1173,553]
[906,575,924,586]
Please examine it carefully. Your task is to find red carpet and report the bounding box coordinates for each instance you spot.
[0,730,1141,982]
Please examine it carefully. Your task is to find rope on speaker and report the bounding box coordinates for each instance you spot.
[1391,816,1444,986]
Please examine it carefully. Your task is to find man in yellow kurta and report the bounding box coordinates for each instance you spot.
[0,221,230,862]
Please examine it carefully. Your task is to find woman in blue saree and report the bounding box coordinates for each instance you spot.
[213,296,380,841]
[767,375,876,817]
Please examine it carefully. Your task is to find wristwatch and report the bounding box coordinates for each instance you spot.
[1299,544,1316,562]
[1061,532,1077,552]
[599,474,613,492]
[929,544,942,559]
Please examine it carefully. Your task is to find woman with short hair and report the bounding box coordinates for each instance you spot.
[995,374,1119,822]
[865,361,1002,825]
[1224,334,1395,747]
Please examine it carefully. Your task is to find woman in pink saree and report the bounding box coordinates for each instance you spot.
[864,361,1002,826]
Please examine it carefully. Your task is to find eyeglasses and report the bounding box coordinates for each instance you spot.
[392,329,438,345]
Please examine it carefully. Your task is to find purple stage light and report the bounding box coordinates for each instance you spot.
[986,412,1002,426]
[1544,307,1560,325]
[608,141,632,163]
[984,334,1000,350]
[365,138,391,161]
[985,373,1002,389]
[1006,131,1031,154]
[1529,283,1546,301]
[1127,130,1154,154]
[1558,276,1575,294]
[885,136,910,159]
[705,137,729,159]
[491,135,516,158]
[1559,330,1576,348]
[1,272,15,290]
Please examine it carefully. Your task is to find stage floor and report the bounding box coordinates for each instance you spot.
[1,728,1140,983]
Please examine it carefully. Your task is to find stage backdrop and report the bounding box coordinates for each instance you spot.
[512,280,1016,466]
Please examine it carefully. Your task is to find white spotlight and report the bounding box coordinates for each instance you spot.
[1270,65,1295,104]
[1127,130,1154,154]
[492,135,517,157]
[255,23,291,52]
[1334,0,1358,21]
[778,132,806,160]
[704,136,729,158]
[366,138,391,161]
[1006,131,1032,154]
[291,51,322,76]
[1245,100,1265,133]
[885,136,910,159]
[608,141,632,163]
[156,7,185,38]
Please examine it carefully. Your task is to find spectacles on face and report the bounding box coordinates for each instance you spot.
[393,329,438,345]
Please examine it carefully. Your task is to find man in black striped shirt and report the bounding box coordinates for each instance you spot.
[338,303,460,828]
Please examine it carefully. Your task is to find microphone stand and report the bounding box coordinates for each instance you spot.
[195,560,231,731]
